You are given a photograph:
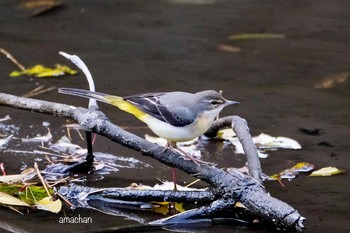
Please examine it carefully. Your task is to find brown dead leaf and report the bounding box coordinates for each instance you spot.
[21,0,63,17]
[314,72,349,89]
[217,44,241,53]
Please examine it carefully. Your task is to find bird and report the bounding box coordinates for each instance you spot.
[58,88,239,164]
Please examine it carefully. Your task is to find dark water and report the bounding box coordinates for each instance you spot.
[0,1,349,232]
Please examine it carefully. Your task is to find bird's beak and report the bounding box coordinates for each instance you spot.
[225,100,240,106]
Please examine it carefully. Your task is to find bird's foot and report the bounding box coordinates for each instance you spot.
[179,151,214,167]
[165,141,215,166]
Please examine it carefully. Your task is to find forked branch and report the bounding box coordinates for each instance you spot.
[0,92,304,231]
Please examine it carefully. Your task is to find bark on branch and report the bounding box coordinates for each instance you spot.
[0,92,305,231]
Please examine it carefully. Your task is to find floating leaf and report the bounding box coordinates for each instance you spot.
[126,181,206,192]
[291,162,316,172]
[217,44,241,53]
[0,135,13,149]
[223,132,301,158]
[314,72,349,89]
[0,115,11,122]
[10,64,77,78]
[310,167,344,177]
[21,128,52,143]
[228,33,286,40]
[217,128,236,140]
[55,64,78,75]
[145,134,201,158]
[269,169,298,187]
[36,197,62,213]
[268,162,316,186]
[152,202,185,215]
[254,133,302,150]
[21,0,64,17]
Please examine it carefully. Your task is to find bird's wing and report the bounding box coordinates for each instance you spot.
[124,93,195,127]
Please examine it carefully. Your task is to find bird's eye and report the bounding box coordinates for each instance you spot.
[210,100,222,105]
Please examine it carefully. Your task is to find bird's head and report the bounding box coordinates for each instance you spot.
[195,90,239,114]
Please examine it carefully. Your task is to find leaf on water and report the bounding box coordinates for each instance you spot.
[268,162,316,186]
[269,170,298,187]
[145,134,201,158]
[49,135,85,154]
[145,134,197,147]
[0,135,13,149]
[228,33,286,40]
[10,64,77,78]
[153,181,207,191]
[291,162,316,172]
[36,197,62,213]
[126,181,206,192]
[254,133,302,150]
[217,128,236,140]
[310,167,345,177]
[0,191,30,207]
[0,115,11,122]
[222,132,301,158]
[21,128,52,143]
[314,72,349,89]
[21,0,64,17]
[152,202,185,215]
[217,44,241,53]
[145,134,168,146]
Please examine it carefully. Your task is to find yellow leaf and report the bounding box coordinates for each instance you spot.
[310,167,345,177]
[0,191,30,206]
[35,69,64,78]
[174,202,185,212]
[234,202,247,209]
[152,201,185,215]
[228,33,286,40]
[217,128,236,140]
[9,70,25,77]
[291,162,315,172]
[9,64,78,78]
[55,64,78,75]
[36,197,62,213]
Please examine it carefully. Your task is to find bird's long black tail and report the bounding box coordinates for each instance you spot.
[58,88,111,104]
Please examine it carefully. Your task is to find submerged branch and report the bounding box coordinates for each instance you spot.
[59,183,216,204]
[0,92,304,231]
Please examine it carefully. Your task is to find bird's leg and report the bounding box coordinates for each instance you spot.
[170,167,178,191]
[166,141,213,166]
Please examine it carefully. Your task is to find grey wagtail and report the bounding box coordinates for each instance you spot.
[58,88,239,163]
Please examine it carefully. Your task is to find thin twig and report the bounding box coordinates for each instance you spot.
[34,162,51,197]
[22,85,56,98]
[55,190,74,207]
[0,47,26,71]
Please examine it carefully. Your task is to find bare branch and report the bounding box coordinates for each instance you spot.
[205,116,262,183]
